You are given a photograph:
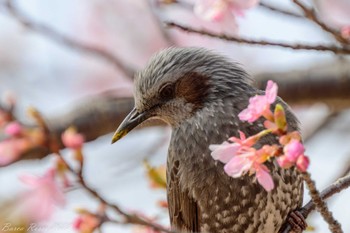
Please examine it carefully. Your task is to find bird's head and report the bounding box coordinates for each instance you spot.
[112,47,252,143]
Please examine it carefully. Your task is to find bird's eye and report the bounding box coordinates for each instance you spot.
[159,83,175,100]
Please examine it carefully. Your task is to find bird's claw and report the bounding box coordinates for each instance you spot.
[287,210,307,233]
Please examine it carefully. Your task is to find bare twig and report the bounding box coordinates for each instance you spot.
[31,109,174,233]
[259,2,302,18]
[166,22,350,55]
[291,0,349,45]
[2,0,136,78]
[303,174,350,216]
[301,172,343,233]
[282,173,350,233]
[255,60,350,110]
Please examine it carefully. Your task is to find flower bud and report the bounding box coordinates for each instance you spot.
[296,155,310,172]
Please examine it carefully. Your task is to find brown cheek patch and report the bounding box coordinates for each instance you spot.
[176,71,210,110]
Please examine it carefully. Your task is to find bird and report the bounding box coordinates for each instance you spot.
[112,47,305,233]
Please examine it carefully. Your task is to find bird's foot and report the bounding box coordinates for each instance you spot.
[287,210,307,233]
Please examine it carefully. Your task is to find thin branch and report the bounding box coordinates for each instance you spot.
[2,0,136,78]
[302,172,343,233]
[60,155,173,232]
[291,0,349,45]
[259,2,303,18]
[31,110,174,233]
[165,22,350,55]
[281,173,350,233]
[255,60,350,110]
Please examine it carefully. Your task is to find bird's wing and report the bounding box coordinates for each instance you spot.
[167,159,200,232]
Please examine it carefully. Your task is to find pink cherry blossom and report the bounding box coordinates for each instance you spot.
[315,0,350,31]
[210,131,257,163]
[211,143,276,191]
[224,151,254,177]
[194,0,229,22]
[211,141,275,191]
[255,165,274,191]
[277,139,309,172]
[276,156,293,169]
[73,214,99,233]
[209,142,240,163]
[296,155,310,172]
[19,169,65,222]
[341,26,350,40]
[61,127,85,149]
[4,121,23,137]
[265,80,278,103]
[238,80,278,123]
[223,150,274,191]
[283,139,305,163]
[0,138,29,166]
[279,131,302,146]
[228,130,258,146]
[194,0,259,30]
[210,131,275,191]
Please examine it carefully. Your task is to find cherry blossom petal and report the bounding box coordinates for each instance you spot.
[209,142,239,163]
[194,0,240,31]
[4,121,22,136]
[249,95,268,113]
[256,166,274,191]
[341,26,350,39]
[73,214,99,233]
[238,107,256,122]
[296,155,310,172]
[265,80,278,104]
[228,130,246,143]
[19,169,65,222]
[238,95,269,123]
[194,0,229,22]
[229,0,259,9]
[61,127,85,149]
[277,155,293,169]
[284,139,305,163]
[224,155,253,177]
[0,138,29,166]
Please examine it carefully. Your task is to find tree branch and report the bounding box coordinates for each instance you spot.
[291,0,349,45]
[302,172,343,233]
[281,173,350,233]
[2,0,136,78]
[165,22,350,55]
[254,60,350,110]
[259,2,303,18]
[34,114,173,233]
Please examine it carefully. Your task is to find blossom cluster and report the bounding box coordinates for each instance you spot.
[0,114,46,166]
[0,121,92,232]
[209,80,310,191]
[194,0,259,30]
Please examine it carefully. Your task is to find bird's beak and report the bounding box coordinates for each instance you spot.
[111,107,151,144]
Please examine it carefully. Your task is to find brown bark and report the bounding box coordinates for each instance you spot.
[255,60,350,109]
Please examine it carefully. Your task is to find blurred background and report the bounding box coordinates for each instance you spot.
[0,0,350,232]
